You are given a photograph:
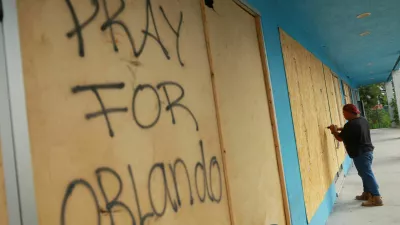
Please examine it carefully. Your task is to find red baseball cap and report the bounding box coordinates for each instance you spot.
[343,104,361,115]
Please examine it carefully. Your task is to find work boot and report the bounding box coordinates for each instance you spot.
[355,192,372,201]
[361,196,383,207]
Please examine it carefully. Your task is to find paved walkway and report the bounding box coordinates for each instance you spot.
[327,128,400,225]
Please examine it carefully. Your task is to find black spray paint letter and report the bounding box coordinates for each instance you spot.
[100,0,126,52]
[128,165,154,225]
[157,81,199,131]
[65,0,100,57]
[60,179,101,225]
[159,6,184,66]
[169,158,194,206]
[72,83,128,137]
[131,84,162,129]
[148,163,179,217]
[96,167,137,225]
[195,140,222,203]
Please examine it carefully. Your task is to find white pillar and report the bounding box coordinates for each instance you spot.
[392,70,400,126]
[385,81,395,126]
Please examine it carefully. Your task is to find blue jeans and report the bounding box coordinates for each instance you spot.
[353,151,380,196]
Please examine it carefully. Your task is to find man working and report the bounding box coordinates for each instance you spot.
[329,103,383,207]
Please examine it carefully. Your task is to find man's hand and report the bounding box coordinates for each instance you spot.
[329,124,338,133]
[329,124,343,142]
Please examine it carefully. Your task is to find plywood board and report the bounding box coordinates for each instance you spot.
[332,76,346,127]
[343,82,353,104]
[309,58,337,184]
[325,70,347,164]
[0,139,9,225]
[280,29,340,221]
[18,0,231,224]
[204,1,286,225]
[280,32,314,218]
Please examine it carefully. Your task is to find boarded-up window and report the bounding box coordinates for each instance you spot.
[325,71,347,166]
[17,0,288,224]
[205,0,287,224]
[18,1,232,224]
[280,29,344,221]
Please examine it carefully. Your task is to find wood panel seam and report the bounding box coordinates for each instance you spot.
[200,1,235,225]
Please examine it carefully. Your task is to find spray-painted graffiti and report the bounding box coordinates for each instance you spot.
[60,140,222,225]
[71,81,198,137]
[65,0,184,66]
[63,80,219,224]
[62,1,225,224]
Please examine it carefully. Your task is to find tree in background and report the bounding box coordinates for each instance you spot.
[390,97,399,126]
[365,108,391,129]
[359,83,391,129]
[359,83,387,109]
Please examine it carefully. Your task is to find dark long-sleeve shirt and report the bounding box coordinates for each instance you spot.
[339,117,374,158]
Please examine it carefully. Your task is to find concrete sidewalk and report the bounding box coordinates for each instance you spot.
[327,128,400,225]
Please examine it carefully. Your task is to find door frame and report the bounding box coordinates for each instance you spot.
[1,1,39,225]
[0,19,23,225]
